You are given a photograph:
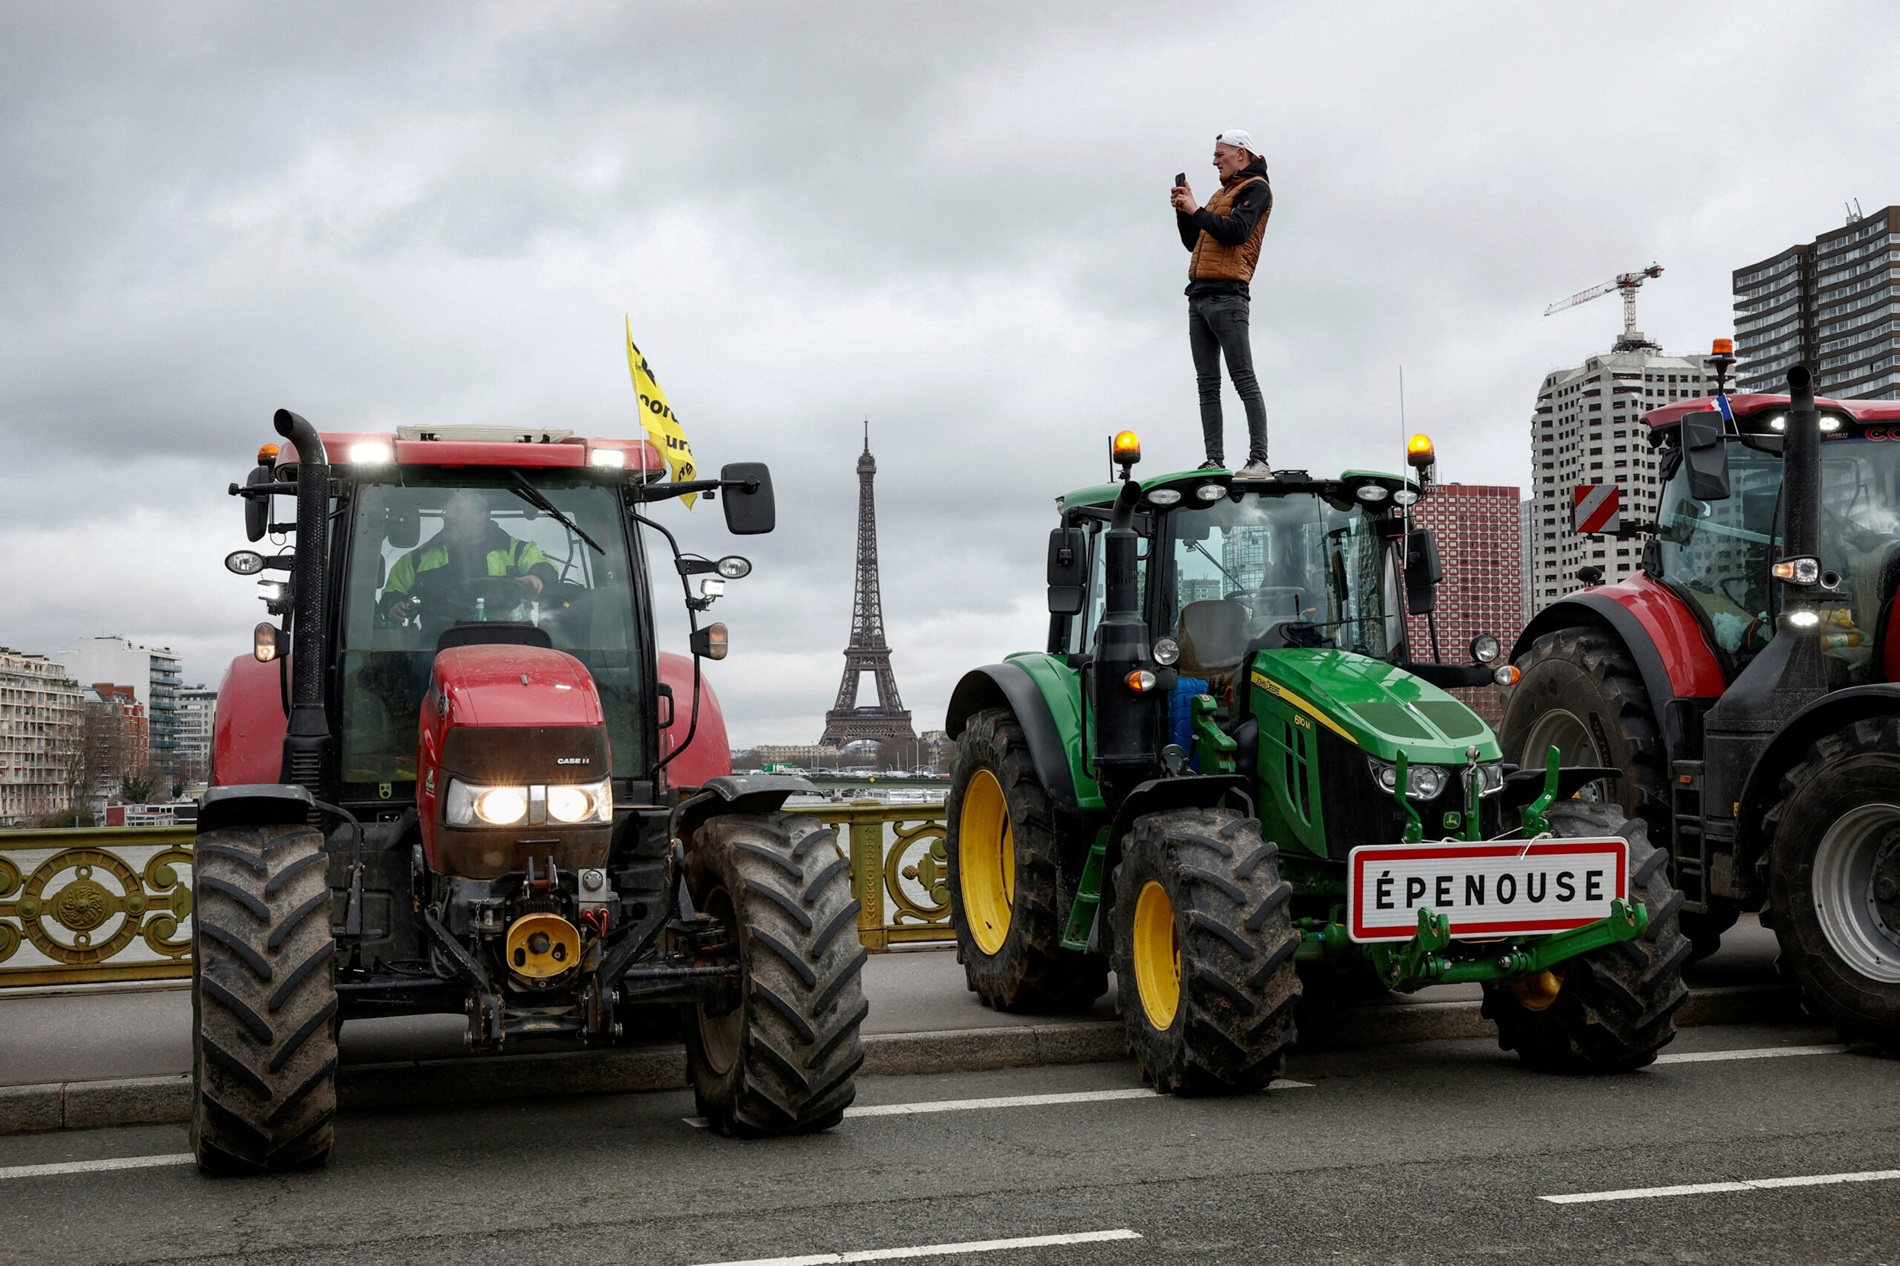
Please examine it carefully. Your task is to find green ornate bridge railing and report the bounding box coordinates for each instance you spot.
[0,802,949,989]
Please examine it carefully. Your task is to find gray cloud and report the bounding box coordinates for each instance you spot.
[4,1,1898,741]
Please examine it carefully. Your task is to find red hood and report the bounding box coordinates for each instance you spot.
[431,643,604,728]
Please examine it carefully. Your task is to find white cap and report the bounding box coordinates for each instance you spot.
[1214,129,1256,154]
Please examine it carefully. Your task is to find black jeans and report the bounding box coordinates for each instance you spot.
[1188,292,1268,465]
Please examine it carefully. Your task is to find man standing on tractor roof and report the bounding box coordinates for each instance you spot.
[381,488,559,632]
[1172,129,1273,478]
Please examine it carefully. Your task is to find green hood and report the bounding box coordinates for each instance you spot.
[1249,649,1500,763]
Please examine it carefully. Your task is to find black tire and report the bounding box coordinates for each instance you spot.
[1765,717,1900,1052]
[1110,808,1301,1095]
[1501,626,1737,962]
[189,823,338,1175]
[1500,627,1668,831]
[683,812,866,1136]
[1481,801,1690,1072]
[944,707,1107,1012]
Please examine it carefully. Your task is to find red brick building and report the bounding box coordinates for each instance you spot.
[1403,483,1524,725]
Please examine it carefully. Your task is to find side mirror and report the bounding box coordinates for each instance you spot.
[1404,528,1442,616]
[1679,409,1731,502]
[243,465,273,542]
[720,462,775,535]
[1047,527,1087,615]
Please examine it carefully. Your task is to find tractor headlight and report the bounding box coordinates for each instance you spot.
[1408,764,1447,800]
[1152,636,1181,666]
[546,779,612,824]
[446,778,611,827]
[1479,761,1506,796]
[1366,758,1451,800]
[446,780,529,827]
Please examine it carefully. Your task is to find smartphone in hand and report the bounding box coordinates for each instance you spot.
[1174,172,1186,187]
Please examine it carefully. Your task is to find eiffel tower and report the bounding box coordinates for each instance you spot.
[819,424,916,750]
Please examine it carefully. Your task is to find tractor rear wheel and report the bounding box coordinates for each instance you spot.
[1501,626,1735,961]
[684,812,867,1136]
[189,822,338,1175]
[1110,808,1301,1094]
[1765,717,1900,1053]
[945,707,1107,1012]
[1481,801,1690,1072]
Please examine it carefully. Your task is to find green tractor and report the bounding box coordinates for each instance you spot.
[943,433,1691,1091]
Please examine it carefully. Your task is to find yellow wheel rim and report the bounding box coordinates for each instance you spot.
[1132,880,1181,1030]
[959,769,1015,956]
[1507,968,1564,1012]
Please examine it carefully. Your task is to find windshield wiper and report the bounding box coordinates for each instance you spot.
[1188,539,1249,590]
[507,471,604,555]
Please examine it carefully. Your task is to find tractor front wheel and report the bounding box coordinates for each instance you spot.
[189,822,338,1175]
[1482,801,1690,1072]
[684,812,867,1136]
[1110,808,1301,1094]
[1766,717,1900,1053]
[1501,626,1736,962]
[945,707,1107,1012]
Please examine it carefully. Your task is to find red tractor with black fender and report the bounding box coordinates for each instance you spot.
[192,409,865,1173]
[1502,354,1900,1051]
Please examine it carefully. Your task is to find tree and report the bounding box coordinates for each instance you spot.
[120,773,156,805]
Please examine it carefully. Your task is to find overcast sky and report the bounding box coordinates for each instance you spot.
[3,1,1896,745]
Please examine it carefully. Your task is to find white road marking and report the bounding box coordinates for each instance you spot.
[1654,1043,1848,1065]
[690,1227,1141,1265]
[684,1079,1312,1127]
[0,1153,195,1181]
[1542,1169,1900,1205]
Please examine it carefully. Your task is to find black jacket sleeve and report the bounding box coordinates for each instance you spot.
[1188,181,1272,247]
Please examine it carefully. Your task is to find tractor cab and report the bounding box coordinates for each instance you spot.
[1647,391,1900,683]
[335,470,651,798]
[1055,468,1420,671]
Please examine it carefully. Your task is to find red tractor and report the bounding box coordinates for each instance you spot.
[193,410,865,1173]
[1503,353,1900,1050]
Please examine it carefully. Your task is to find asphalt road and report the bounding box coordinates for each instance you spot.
[2,1022,1896,1266]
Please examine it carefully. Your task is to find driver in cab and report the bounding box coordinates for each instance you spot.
[380,489,558,633]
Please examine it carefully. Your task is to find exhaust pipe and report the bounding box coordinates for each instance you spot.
[1782,365,1820,571]
[1090,479,1156,795]
[274,408,332,794]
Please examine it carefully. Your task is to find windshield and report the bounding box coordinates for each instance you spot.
[337,475,645,789]
[1657,433,1900,680]
[1163,491,1405,674]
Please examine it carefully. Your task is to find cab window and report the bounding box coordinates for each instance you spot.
[336,476,645,788]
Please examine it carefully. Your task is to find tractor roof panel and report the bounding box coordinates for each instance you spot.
[1645,393,1900,429]
[271,429,667,477]
[1059,466,1415,512]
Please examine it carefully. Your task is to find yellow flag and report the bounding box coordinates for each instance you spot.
[625,316,697,508]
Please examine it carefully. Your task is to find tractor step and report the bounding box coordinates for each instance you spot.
[1671,759,1708,907]
[1061,828,1110,952]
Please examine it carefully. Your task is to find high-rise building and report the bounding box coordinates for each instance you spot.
[1734,206,1900,399]
[1527,347,1719,611]
[0,648,82,824]
[176,684,216,785]
[59,636,183,779]
[1519,496,1534,622]
[1404,484,1523,725]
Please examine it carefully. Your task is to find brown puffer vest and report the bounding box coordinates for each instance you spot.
[1188,175,1271,284]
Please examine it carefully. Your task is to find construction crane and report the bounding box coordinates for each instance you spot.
[1544,263,1664,351]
